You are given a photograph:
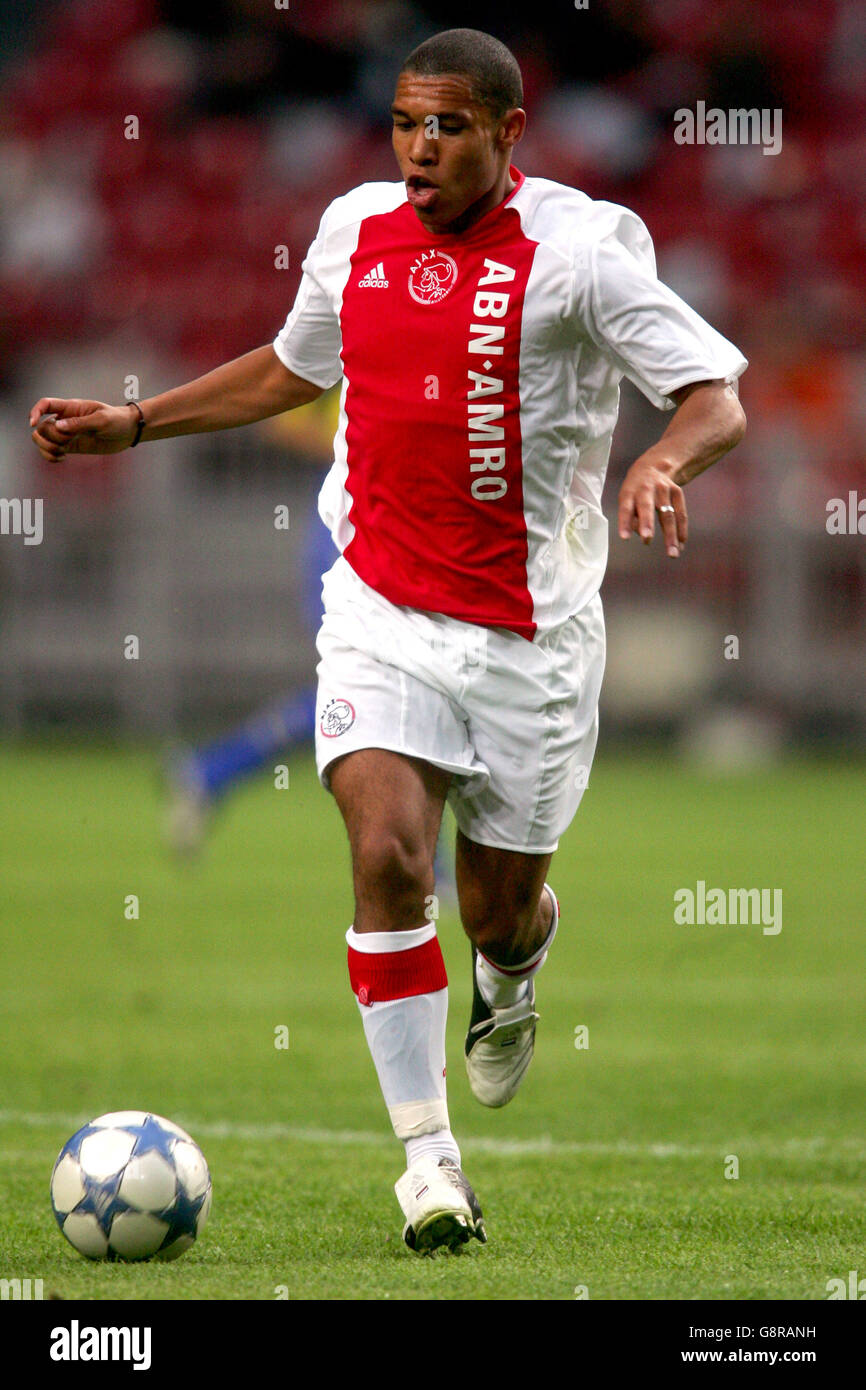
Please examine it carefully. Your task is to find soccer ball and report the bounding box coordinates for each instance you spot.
[50,1111,212,1262]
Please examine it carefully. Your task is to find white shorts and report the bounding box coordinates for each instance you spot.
[314,557,606,854]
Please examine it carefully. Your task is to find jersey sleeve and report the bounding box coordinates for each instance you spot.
[273,207,344,391]
[573,208,747,410]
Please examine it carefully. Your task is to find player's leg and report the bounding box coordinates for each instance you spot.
[456,834,559,1108]
[451,595,606,1107]
[456,834,553,967]
[329,748,485,1252]
[329,747,447,932]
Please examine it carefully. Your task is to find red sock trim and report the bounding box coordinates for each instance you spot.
[479,949,540,979]
[348,935,447,1006]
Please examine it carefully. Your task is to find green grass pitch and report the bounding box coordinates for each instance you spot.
[0,742,863,1300]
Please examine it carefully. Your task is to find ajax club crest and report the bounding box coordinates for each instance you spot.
[320,697,356,738]
[408,250,458,304]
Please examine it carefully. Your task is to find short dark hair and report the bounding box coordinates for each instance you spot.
[400,28,523,121]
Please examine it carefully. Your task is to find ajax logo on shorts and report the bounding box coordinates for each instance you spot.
[320,698,356,738]
[408,250,458,304]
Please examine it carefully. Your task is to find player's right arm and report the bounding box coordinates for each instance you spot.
[29,345,324,461]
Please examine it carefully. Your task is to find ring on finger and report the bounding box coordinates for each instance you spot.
[658,504,675,514]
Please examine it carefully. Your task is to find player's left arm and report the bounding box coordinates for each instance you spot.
[617,377,746,559]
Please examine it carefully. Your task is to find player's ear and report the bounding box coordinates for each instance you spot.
[498,107,526,150]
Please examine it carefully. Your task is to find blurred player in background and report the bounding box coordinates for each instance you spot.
[31,29,746,1255]
[161,393,340,851]
[163,505,332,855]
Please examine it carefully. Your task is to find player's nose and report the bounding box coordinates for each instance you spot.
[408,127,436,164]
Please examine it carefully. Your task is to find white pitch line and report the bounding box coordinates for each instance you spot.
[0,1111,862,1161]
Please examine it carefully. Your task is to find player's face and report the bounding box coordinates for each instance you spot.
[391,73,524,235]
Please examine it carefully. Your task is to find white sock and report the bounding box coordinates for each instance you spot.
[405,1130,461,1168]
[476,883,559,1009]
[347,923,460,1169]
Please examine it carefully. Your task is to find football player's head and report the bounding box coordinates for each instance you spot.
[392,29,526,234]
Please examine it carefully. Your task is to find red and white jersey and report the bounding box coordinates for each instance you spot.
[273,167,746,641]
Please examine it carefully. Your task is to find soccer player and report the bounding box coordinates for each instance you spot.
[30,29,747,1255]
[162,514,334,854]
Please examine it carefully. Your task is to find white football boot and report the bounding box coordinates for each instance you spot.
[464,886,558,1108]
[161,749,210,856]
[395,1156,486,1254]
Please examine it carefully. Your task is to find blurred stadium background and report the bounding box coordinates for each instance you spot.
[0,0,863,753]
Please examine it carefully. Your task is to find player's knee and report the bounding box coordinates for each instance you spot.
[353,828,432,914]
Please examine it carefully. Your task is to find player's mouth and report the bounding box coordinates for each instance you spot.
[406,175,439,209]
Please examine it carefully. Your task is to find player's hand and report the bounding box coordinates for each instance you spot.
[29,399,140,461]
[617,457,688,559]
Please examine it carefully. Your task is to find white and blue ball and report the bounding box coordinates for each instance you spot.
[50,1111,212,1261]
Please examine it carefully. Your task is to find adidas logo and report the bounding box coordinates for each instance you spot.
[358,262,389,287]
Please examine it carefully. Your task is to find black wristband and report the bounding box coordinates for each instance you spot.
[129,400,145,448]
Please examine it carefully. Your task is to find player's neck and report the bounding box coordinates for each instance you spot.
[418,167,517,237]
